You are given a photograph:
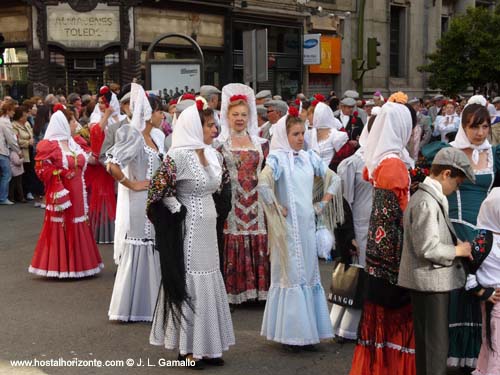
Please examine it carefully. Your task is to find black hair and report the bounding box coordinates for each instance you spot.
[367,114,376,133]
[148,94,162,112]
[404,103,417,129]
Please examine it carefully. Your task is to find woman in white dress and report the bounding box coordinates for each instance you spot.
[306,102,349,166]
[106,84,165,322]
[147,102,234,368]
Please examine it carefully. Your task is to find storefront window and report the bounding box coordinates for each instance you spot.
[0,48,29,100]
[232,21,302,100]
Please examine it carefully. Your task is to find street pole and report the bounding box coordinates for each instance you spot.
[356,0,366,97]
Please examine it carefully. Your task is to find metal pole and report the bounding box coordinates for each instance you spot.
[356,0,366,97]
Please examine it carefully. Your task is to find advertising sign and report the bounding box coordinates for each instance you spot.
[303,34,321,65]
[309,36,342,74]
[150,64,201,97]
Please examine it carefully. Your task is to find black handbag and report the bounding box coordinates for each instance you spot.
[328,260,365,309]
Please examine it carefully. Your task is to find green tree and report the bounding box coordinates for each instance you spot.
[418,6,500,96]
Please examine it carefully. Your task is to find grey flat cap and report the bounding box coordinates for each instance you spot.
[272,95,282,101]
[433,94,444,100]
[492,96,500,104]
[256,104,268,117]
[200,85,221,97]
[408,97,420,105]
[343,90,360,99]
[256,90,272,100]
[364,100,375,106]
[340,97,356,106]
[433,147,475,183]
[264,100,288,115]
[175,99,196,113]
[119,92,131,104]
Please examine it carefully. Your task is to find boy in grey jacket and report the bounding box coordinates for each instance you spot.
[399,147,475,375]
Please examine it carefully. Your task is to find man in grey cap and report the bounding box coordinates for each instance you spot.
[335,97,363,143]
[399,146,474,375]
[342,89,367,125]
[408,97,432,149]
[255,90,272,105]
[260,100,288,140]
[256,105,268,129]
[200,85,222,131]
[428,94,445,123]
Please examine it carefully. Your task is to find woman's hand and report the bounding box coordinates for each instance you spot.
[488,289,500,304]
[29,138,34,146]
[87,155,97,165]
[350,239,360,257]
[279,205,288,217]
[130,179,150,192]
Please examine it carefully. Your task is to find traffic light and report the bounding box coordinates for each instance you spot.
[0,33,5,67]
[367,37,381,70]
[352,58,364,81]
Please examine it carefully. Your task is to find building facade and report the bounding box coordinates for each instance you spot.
[0,0,497,100]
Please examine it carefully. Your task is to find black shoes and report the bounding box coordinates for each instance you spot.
[203,357,225,366]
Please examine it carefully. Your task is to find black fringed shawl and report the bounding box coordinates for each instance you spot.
[147,156,192,328]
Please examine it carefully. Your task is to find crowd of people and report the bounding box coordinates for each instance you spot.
[1,82,500,375]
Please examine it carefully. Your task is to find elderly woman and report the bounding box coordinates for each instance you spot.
[214,83,270,305]
[147,102,234,368]
[29,105,103,278]
[12,106,36,202]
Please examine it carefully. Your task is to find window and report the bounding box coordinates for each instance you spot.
[390,5,407,78]
[441,16,449,35]
[0,47,29,100]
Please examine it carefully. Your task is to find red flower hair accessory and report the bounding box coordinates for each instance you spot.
[52,103,66,113]
[169,98,178,106]
[288,107,299,117]
[314,93,326,102]
[230,94,248,103]
[294,99,301,106]
[99,86,110,95]
[196,99,204,111]
[312,100,319,107]
[182,93,196,101]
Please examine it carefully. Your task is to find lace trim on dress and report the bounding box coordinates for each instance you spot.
[28,263,104,278]
[46,200,72,212]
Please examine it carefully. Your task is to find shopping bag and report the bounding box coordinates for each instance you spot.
[328,260,365,309]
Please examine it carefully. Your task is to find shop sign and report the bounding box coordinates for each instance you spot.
[309,36,342,74]
[303,34,321,65]
[150,64,201,96]
[47,4,120,48]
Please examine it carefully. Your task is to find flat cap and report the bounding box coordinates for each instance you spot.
[408,97,420,105]
[433,94,444,100]
[343,90,359,99]
[200,85,221,97]
[256,104,268,117]
[272,95,282,101]
[433,147,475,183]
[340,97,356,106]
[364,100,375,106]
[264,100,288,115]
[492,96,500,104]
[175,99,196,113]
[256,90,272,100]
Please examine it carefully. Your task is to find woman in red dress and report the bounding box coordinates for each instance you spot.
[86,86,119,243]
[29,105,103,278]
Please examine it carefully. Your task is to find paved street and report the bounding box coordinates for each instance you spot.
[0,203,354,375]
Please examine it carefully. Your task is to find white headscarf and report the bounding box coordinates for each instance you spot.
[451,97,491,164]
[476,188,500,233]
[129,83,152,132]
[44,110,83,154]
[90,90,121,124]
[170,104,222,179]
[363,101,414,178]
[217,83,266,145]
[308,102,348,154]
[269,114,308,172]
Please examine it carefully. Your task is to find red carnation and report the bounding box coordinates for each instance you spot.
[312,100,319,107]
[196,99,204,111]
[53,103,66,113]
[230,94,248,103]
[182,93,196,101]
[353,111,359,117]
[314,93,326,102]
[99,86,110,95]
[294,99,301,106]
[169,99,178,106]
[288,107,299,117]
[351,117,357,124]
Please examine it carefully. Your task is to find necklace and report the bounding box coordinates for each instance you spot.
[231,129,247,138]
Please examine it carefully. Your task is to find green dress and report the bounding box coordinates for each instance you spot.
[422,142,500,368]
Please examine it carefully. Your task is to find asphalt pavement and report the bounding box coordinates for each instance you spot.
[0,203,354,375]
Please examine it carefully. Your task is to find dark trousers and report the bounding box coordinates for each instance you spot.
[411,291,449,375]
[9,175,24,202]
